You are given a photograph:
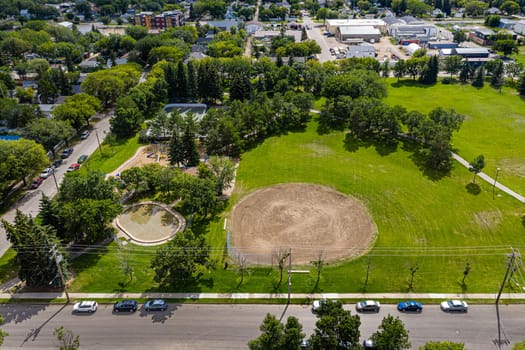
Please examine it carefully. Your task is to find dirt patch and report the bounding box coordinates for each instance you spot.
[230,183,377,265]
[110,145,170,177]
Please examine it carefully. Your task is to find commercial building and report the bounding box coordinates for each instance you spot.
[346,43,376,58]
[326,19,387,34]
[337,26,381,42]
[514,20,525,35]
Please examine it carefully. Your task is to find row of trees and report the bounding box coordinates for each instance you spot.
[249,300,467,349]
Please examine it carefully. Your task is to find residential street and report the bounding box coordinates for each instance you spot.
[0,114,112,257]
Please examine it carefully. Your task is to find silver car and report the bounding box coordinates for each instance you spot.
[440,300,468,312]
[356,300,380,313]
[73,301,98,313]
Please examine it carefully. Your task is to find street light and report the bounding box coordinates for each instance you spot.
[493,167,501,199]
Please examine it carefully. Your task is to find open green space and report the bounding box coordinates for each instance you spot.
[70,110,525,293]
[384,79,525,195]
[0,248,17,286]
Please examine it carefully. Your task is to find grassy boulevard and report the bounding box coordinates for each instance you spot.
[61,81,525,294]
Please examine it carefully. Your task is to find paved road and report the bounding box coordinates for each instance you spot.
[0,114,112,257]
[302,16,333,63]
[0,303,523,349]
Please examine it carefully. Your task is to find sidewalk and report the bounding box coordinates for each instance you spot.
[1,291,524,301]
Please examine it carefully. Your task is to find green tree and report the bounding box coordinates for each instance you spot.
[420,55,439,85]
[517,73,525,96]
[469,155,485,183]
[1,210,67,288]
[471,66,484,87]
[151,229,209,289]
[168,126,185,166]
[322,69,386,99]
[248,313,284,350]
[24,118,75,156]
[182,117,200,166]
[492,39,518,57]
[419,341,465,349]
[490,59,504,91]
[464,0,488,16]
[52,93,102,130]
[444,56,462,78]
[111,96,143,137]
[282,316,305,349]
[230,72,252,102]
[500,0,520,14]
[393,60,407,81]
[54,326,79,350]
[453,31,467,44]
[310,299,361,350]
[513,340,525,350]
[206,156,236,195]
[0,314,7,346]
[371,314,411,350]
[0,138,48,188]
[484,15,501,27]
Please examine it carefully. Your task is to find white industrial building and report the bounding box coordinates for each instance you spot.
[337,26,381,42]
[515,20,525,35]
[326,19,387,34]
[386,16,437,45]
[404,43,421,56]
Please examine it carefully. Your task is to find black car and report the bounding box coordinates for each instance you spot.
[53,159,63,168]
[144,299,168,311]
[60,148,73,159]
[113,300,138,313]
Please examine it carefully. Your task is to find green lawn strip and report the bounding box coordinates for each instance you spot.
[384,79,525,194]
[0,248,18,285]
[80,135,141,174]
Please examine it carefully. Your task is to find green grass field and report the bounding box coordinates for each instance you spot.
[67,81,525,294]
[384,79,525,195]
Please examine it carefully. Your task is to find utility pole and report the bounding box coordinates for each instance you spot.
[51,170,59,191]
[287,247,292,305]
[50,245,70,303]
[493,167,501,199]
[495,248,517,348]
[95,130,103,156]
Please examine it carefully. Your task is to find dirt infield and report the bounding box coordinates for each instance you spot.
[230,183,377,265]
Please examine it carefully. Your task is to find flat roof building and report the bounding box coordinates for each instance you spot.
[337,26,381,42]
[326,19,387,34]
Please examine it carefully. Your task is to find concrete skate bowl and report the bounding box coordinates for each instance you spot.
[229,183,377,265]
[115,202,186,245]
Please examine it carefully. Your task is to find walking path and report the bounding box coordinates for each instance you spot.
[0,291,523,301]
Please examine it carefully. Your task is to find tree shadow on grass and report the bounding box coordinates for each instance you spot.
[465,182,481,195]
[390,79,434,89]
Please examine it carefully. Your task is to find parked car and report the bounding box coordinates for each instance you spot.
[397,300,423,312]
[67,163,80,172]
[77,155,88,163]
[40,167,53,179]
[300,339,310,349]
[80,130,90,139]
[73,301,98,313]
[356,300,380,313]
[113,300,138,313]
[363,339,377,349]
[144,299,168,311]
[53,159,63,168]
[61,148,73,159]
[312,299,328,313]
[440,300,468,312]
[30,177,44,189]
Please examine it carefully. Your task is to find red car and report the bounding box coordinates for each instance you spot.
[30,177,44,189]
[67,163,80,172]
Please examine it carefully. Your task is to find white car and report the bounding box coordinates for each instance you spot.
[73,300,98,313]
[40,167,53,179]
[440,300,468,312]
[80,130,90,139]
[312,299,328,312]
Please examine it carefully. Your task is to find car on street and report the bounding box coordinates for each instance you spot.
[67,163,80,172]
[441,300,468,312]
[53,159,63,168]
[73,301,98,313]
[363,339,377,349]
[77,155,88,163]
[356,300,380,313]
[113,300,138,313]
[144,299,168,311]
[300,339,309,349]
[397,300,423,312]
[30,177,44,189]
[312,299,328,313]
[61,148,74,159]
[40,167,53,179]
[80,130,90,139]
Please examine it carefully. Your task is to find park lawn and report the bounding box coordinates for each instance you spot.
[202,119,525,293]
[384,79,525,195]
[80,135,141,175]
[69,242,157,292]
[0,248,18,286]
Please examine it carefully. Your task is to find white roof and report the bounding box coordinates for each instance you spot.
[326,19,386,26]
[339,26,380,35]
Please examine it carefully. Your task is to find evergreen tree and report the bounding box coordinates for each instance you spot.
[168,126,184,166]
[381,59,390,78]
[459,61,472,83]
[371,314,411,350]
[182,117,200,166]
[165,63,177,101]
[490,59,504,91]
[472,66,485,87]
[2,210,68,288]
[187,60,198,100]
[517,73,525,95]
[420,55,439,84]
[443,0,451,15]
[230,72,252,102]
[301,27,307,41]
[206,62,223,103]
[175,61,188,99]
